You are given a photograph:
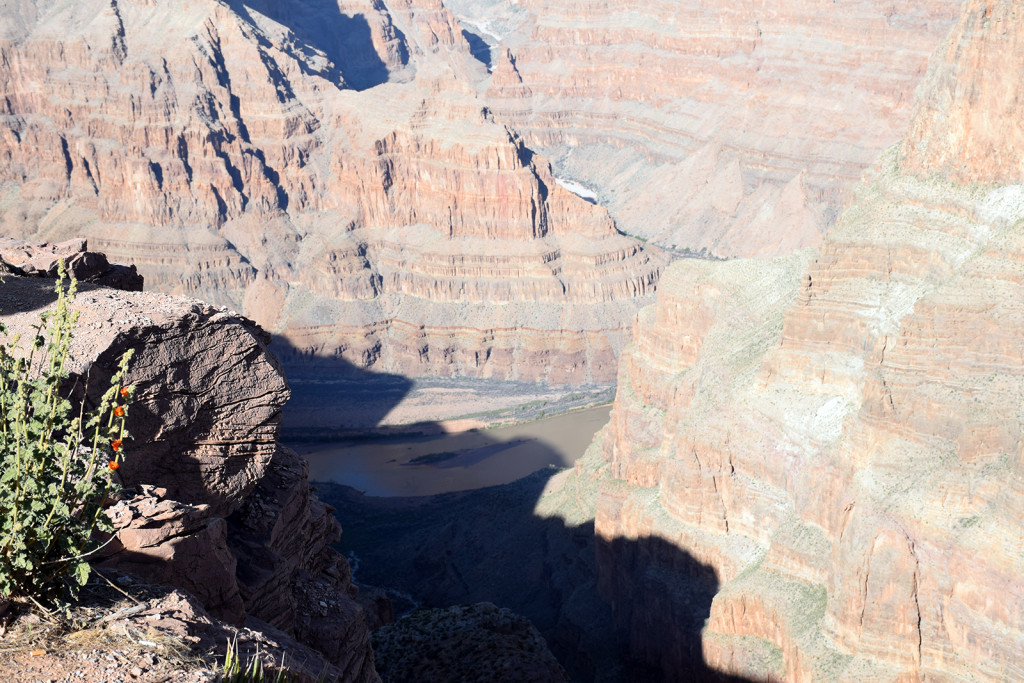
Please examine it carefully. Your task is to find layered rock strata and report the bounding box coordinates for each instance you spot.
[547,1,1024,679]
[0,0,663,386]
[463,0,961,256]
[0,258,380,682]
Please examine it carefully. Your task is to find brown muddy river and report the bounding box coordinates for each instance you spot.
[296,405,612,497]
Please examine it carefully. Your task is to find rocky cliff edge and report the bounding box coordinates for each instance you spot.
[0,238,380,683]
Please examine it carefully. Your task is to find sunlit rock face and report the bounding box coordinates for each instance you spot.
[550,0,1024,678]
[449,0,960,257]
[900,0,1024,185]
[0,0,664,384]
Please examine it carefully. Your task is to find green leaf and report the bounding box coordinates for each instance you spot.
[72,561,90,586]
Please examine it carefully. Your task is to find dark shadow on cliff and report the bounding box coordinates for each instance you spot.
[268,340,754,679]
[460,28,493,70]
[597,535,754,682]
[232,0,397,90]
[315,463,757,682]
[269,337,414,439]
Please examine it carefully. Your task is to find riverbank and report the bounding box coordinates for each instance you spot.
[281,373,615,441]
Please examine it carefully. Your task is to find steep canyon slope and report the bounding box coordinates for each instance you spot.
[539,0,1024,679]
[0,0,664,386]
[452,0,961,256]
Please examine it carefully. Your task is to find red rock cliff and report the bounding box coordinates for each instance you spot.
[900,0,1024,185]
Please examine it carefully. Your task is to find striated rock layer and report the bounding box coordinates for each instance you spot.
[455,0,961,257]
[546,1,1024,679]
[0,0,664,386]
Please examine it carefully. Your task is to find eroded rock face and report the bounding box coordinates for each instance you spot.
[551,1,1024,679]
[0,0,663,385]
[102,492,244,625]
[461,0,961,257]
[0,274,288,517]
[585,167,1024,681]
[227,445,380,682]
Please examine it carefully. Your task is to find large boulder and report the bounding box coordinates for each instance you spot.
[0,252,380,681]
[1,274,287,517]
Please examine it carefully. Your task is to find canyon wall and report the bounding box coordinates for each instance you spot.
[453,0,961,257]
[544,0,1024,679]
[0,0,664,387]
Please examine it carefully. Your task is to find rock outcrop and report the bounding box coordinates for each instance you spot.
[0,272,289,518]
[546,1,1024,679]
[372,603,570,682]
[463,0,961,256]
[0,0,664,387]
[0,237,143,290]
[0,246,380,682]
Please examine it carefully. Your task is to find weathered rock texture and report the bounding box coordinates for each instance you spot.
[0,273,289,517]
[2,584,341,683]
[545,1,1024,679]
[0,261,380,682]
[104,490,246,624]
[900,0,1024,185]
[452,0,961,256]
[0,0,664,385]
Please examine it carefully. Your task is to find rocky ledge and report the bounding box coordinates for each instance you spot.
[0,239,379,682]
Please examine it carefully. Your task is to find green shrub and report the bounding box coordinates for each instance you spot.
[0,263,134,605]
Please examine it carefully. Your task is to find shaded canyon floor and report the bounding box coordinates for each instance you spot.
[313,461,757,682]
